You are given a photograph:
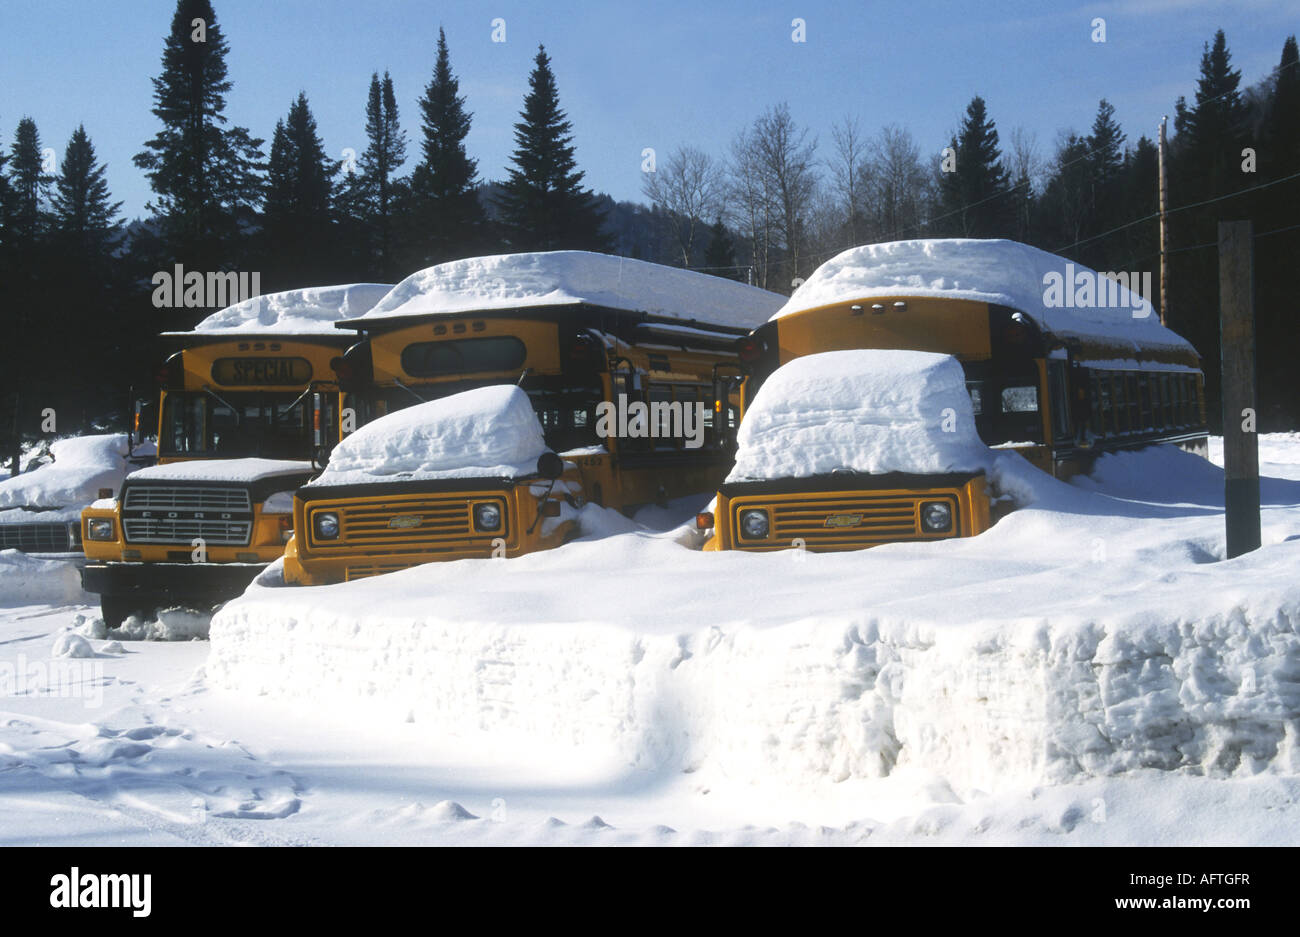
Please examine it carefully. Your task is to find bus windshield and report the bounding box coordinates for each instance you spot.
[160,390,336,460]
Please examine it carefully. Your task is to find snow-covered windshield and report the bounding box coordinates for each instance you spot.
[311,385,549,487]
[727,349,993,483]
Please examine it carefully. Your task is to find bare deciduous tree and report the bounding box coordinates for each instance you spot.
[747,102,819,288]
[869,124,930,241]
[725,125,775,288]
[641,145,723,267]
[829,115,869,244]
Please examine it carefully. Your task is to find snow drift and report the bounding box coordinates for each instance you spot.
[775,239,1194,356]
[309,385,548,487]
[0,550,90,606]
[726,349,989,483]
[209,441,1300,796]
[357,251,785,331]
[0,434,135,514]
[163,282,392,337]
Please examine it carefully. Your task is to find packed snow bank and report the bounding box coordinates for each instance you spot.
[357,251,784,331]
[0,434,134,514]
[309,385,548,487]
[163,283,392,337]
[0,550,90,606]
[210,442,1300,795]
[726,349,989,482]
[775,239,1193,356]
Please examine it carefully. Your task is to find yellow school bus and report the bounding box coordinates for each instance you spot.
[282,252,785,584]
[701,239,1208,553]
[80,284,391,623]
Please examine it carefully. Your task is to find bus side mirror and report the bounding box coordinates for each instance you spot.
[536,452,564,480]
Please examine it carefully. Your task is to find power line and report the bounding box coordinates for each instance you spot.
[1054,169,1300,253]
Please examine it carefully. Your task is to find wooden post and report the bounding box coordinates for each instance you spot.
[1158,117,1169,327]
[1218,221,1260,558]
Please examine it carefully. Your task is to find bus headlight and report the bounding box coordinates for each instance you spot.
[473,502,502,532]
[739,509,770,539]
[313,512,340,540]
[920,501,953,533]
[86,518,114,541]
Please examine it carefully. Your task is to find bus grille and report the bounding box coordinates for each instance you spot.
[736,494,955,551]
[123,486,252,513]
[121,484,254,545]
[313,496,501,552]
[0,522,78,553]
[122,518,253,545]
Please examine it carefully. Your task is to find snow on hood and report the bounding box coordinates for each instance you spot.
[773,239,1195,356]
[726,350,990,483]
[163,283,392,337]
[127,458,314,484]
[0,434,134,511]
[310,385,548,487]
[356,251,784,331]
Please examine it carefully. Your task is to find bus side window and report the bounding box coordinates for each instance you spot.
[998,380,1042,443]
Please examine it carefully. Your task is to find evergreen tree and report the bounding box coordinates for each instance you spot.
[261,92,338,289]
[49,126,126,417]
[133,0,264,272]
[51,125,122,254]
[702,216,739,280]
[7,117,52,246]
[937,96,1013,237]
[1267,36,1299,173]
[3,118,53,454]
[340,71,407,279]
[1083,99,1127,267]
[405,28,485,267]
[1172,29,1247,196]
[498,45,608,251]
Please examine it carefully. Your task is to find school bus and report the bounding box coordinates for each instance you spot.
[281,251,785,584]
[701,239,1208,553]
[80,284,391,624]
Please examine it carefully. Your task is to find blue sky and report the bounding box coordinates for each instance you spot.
[1,0,1295,221]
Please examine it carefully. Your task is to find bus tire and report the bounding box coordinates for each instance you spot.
[100,596,156,630]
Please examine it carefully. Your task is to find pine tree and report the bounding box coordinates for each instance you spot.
[7,117,52,247]
[48,126,126,416]
[1267,36,1299,173]
[937,96,1013,237]
[133,0,264,271]
[261,92,338,289]
[703,217,739,280]
[405,28,485,267]
[51,125,122,254]
[1082,99,1126,266]
[1172,29,1247,196]
[498,45,608,252]
[340,71,408,279]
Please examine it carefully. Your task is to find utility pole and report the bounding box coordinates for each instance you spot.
[1158,116,1169,327]
[1218,221,1260,559]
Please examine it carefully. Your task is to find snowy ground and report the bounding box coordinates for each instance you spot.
[2,435,1298,845]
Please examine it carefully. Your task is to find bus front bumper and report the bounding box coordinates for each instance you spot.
[79,562,267,603]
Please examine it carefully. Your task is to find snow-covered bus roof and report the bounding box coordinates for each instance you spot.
[349,251,785,332]
[774,239,1196,356]
[161,283,393,339]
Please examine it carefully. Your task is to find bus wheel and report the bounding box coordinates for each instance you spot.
[100,596,155,630]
